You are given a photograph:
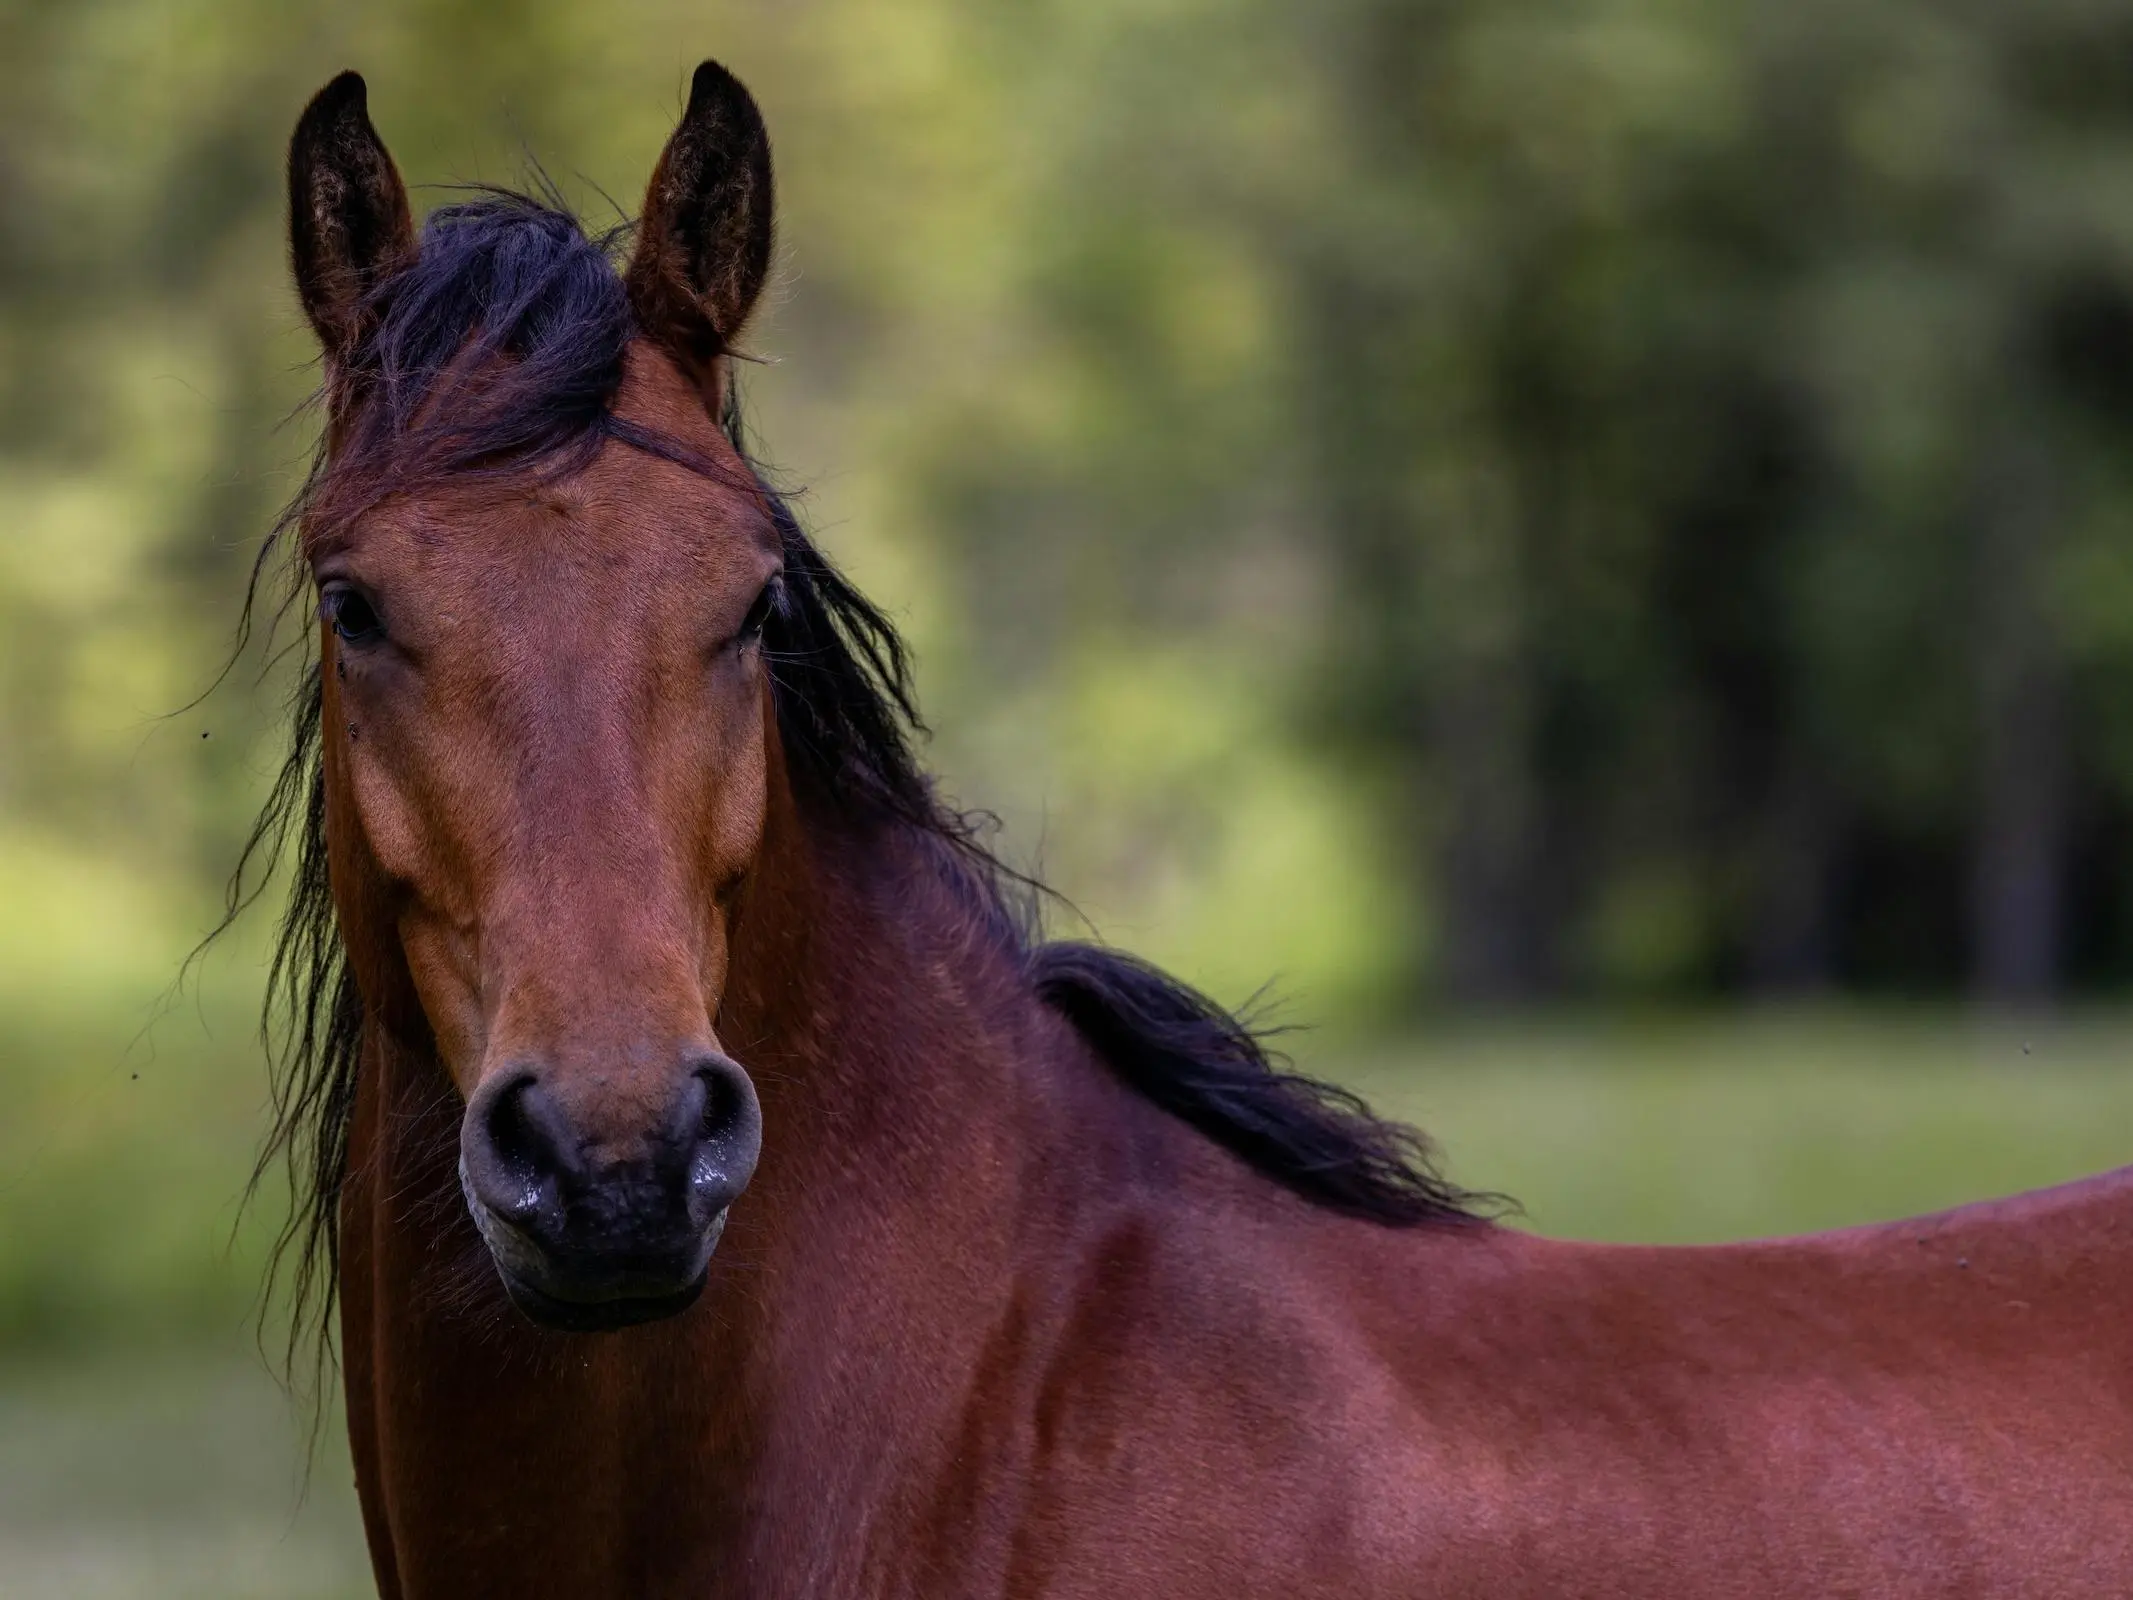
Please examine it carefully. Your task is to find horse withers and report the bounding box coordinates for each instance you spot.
[243,60,2133,1598]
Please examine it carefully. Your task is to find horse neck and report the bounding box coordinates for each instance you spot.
[703,803,1148,1581]
[347,784,1094,1572]
[718,800,1069,1365]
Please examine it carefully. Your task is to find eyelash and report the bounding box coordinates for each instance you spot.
[321,583,385,643]
[737,575,785,646]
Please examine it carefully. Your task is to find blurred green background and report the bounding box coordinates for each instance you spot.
[6,1,2133,1595]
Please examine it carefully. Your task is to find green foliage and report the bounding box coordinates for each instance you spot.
[11,1,2133,1010]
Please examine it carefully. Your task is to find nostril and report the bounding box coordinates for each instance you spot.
[687,1053,762,1212]
[473,1074,566,1225]
[699,1067,744,1147]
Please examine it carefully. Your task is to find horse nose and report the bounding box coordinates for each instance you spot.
[460,1053,762,1261]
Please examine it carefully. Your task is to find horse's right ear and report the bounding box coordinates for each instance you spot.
[287,71,415,361]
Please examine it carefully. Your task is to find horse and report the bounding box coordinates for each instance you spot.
[243,61,2133,1598]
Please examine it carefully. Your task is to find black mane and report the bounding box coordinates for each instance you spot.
[227,191,1489,1368]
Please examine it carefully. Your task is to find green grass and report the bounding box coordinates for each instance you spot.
[1347,1010,2133,1242]
[0,1356,371,1600]
[0,970,277,1352]
[5,991,2132,1598]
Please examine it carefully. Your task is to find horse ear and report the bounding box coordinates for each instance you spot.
[288,71,415,361]
[626,60,775,386]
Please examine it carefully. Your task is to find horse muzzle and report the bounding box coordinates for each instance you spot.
[456,1054,761,1332]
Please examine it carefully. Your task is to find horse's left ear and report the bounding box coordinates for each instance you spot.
[626,60,775,391]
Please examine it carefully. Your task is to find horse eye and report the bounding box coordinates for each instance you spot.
[322,584,384,644]
[737,575,784,646]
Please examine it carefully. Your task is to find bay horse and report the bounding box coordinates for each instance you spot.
[246,62,2133,1598]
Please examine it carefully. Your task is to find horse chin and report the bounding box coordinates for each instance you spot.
[496,1267,708,1333]
[467,1197,729,1333]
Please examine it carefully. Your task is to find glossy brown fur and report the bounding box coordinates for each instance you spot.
[278,67,2133,1599]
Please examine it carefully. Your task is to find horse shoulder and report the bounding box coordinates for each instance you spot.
[976,1181,1504,1598]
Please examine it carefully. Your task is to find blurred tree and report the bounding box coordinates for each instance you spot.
[8,0,2133,1012]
